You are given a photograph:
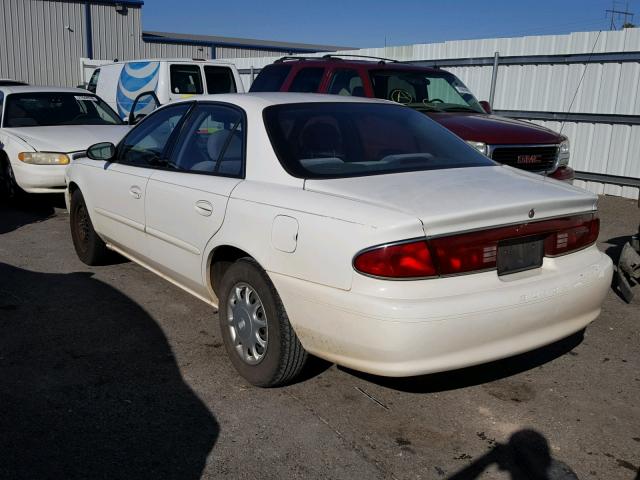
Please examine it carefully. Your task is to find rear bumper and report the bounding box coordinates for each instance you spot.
[11,160,67,193]
[270,245,612,377]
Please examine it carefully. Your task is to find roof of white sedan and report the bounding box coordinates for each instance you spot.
[0,85,92,95]
[171,92,393,110]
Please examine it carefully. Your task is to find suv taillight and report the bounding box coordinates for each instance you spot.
[353,213,599,279]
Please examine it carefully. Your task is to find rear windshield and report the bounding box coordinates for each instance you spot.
[3,92,123,127]
[264,102,495,179]
[249,65,292,92]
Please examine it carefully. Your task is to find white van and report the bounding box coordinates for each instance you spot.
[87,58,244,120]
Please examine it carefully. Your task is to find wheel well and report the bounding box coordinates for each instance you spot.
[68,182,79,194]
[210,245,254,296]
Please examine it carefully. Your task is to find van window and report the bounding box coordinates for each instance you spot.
[289,68,325,93]
[204,66,237,94]
[170,64,204,95]
[87,69,100,93]
[0,91,4,126]
[249,65,292,92]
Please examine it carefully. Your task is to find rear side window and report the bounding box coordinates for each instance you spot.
[0,91,4,126]
[288,68,324,93]
[204,66,237,94]
[327,69,365,97]
[249,65,292,92]
[87,68,100,93]
[170,64,204,94]
[264,102,495,179]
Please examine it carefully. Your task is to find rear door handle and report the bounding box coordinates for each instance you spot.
[195,200,213,217]
[129,186,142,199]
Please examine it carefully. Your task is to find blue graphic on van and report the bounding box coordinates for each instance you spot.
[116,61,160,119]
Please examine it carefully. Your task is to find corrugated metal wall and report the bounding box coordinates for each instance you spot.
[228,29,640,199]
[0,0,211,87]
[216,47,292,59]
[0,0,87,87]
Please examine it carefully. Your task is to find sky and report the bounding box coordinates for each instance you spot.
[141,0,639,48]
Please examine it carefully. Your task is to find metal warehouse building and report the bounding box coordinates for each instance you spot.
[0,0,349,87]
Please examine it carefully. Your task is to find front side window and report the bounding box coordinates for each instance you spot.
[170,64,204,95]
[264,102,494,179]
[288,68,325,93]
[3,92,122,127]
[170,104,244,177]
[249,65,292,92]
[369,70,484,113]
[327,69,365,97]
[87,69,100,93]
[119,103,191,167]
[204,66,237,94]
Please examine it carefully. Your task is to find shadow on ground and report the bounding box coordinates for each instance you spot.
[341,331,583,394]
[447,429,579,480]
[0,193,64,234]
[0,263,218,479]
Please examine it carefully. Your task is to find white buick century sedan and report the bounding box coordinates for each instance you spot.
[0,86,128,198]
[66,93,613,387]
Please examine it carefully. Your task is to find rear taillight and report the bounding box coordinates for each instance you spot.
[353,240,437,278]
[353,213,599,279]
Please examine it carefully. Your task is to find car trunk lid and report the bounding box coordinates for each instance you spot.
[304,166,597,236]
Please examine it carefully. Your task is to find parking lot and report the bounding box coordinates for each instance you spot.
[0,193,638,479]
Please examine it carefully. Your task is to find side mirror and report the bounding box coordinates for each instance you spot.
[87,142,116,161]
[479,100,492,114]
[128,90,161,125]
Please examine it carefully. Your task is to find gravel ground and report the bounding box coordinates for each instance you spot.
[0,193,638,480]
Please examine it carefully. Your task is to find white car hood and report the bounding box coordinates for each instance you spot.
[5,125,130,153]
[304,166,598,236]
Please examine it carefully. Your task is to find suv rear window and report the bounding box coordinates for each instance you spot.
[288,68,324,93]
[250,65,292,92]
[170,64,204,94]
[204,66,237,94]
[264,102,494,179]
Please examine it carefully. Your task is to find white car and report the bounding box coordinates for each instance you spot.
[65,93,613,387]
[0,86,129,198]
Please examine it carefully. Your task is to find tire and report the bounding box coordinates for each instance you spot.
[218,258,307,387]
[0,156,23,202]
[69,188,110,265]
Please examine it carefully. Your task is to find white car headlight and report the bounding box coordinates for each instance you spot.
[466,141,488,156]
[18,152,70,165]
[558,140,570,166]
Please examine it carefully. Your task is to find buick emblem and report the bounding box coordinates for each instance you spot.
[528,209,535,219]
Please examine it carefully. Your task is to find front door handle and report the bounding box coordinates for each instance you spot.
[195,200,213,217]
[129,186,142,199]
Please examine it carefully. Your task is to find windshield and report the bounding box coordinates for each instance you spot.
[3,92,123,127]
[369,70,485,113]
[264,102,495,179]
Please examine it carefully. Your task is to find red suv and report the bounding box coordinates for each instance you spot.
[250,55,574,181]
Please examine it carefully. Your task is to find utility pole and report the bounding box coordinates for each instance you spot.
[606,1,635,30]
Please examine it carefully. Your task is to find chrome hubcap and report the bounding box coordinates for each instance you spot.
[227,282,268,365]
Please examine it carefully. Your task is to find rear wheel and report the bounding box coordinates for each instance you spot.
[70,188,110,265]
[218,258,307,387]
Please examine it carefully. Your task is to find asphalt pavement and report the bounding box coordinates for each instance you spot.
[0,193,638,480]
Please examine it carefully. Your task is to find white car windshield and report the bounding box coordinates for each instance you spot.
[264,102,495,179]
[3,92,123,127]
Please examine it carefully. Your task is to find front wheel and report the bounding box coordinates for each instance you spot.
[70,188,110,265]
[0,157,23,202]
[218,258,307,387]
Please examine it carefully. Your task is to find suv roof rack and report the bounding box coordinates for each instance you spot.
[274,54,400,64]
[322,54,400,63]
